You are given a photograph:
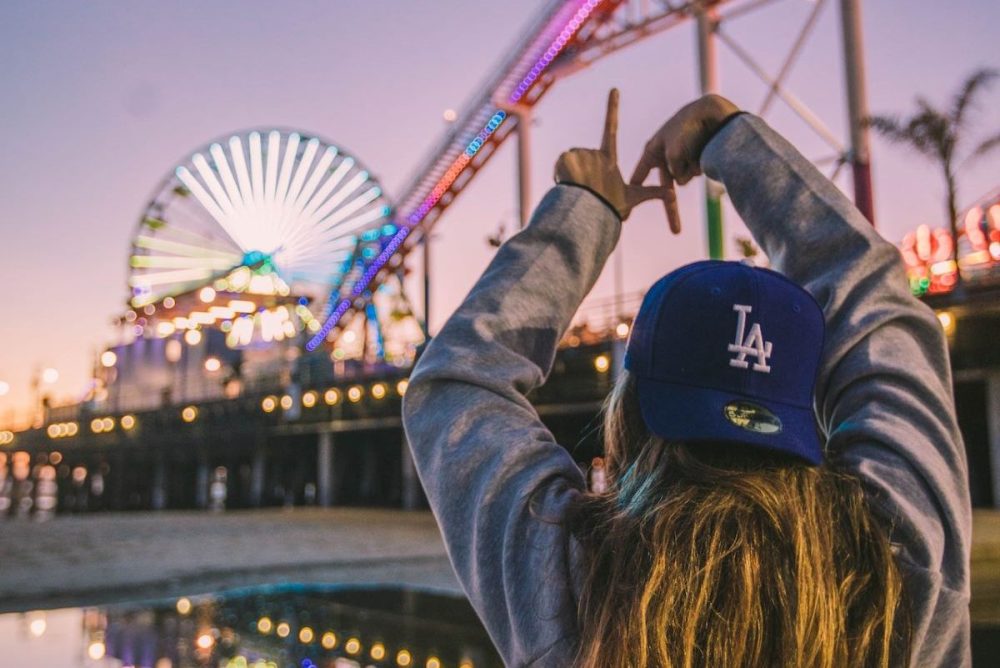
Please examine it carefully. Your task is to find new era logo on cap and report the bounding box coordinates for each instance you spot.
[623,260,825,465]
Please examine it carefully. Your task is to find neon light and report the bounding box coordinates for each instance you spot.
[249,131,264,210]
[300,156,352,222]
[229,136,255,223]
[509,0,602,104]
[130,255,236,270]
[316,186,382,231]
[193,153,239,227]
[308,2,609,347]
[264,131,280,211]
[209,306,235,319]
[128,267,215,287]
[133,235,241,261]
[292,146,338,213]
[274,132,300,211]
[175,166,230,230]
[145,130,392,327]
[283,138,321,224]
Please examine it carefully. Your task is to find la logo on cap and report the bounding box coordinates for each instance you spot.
[623,260,825,465]
[727,304,772,373]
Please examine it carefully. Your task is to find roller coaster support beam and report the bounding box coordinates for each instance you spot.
[516,107,533,229]
[422,232,432,338]
[696,1,725,259]
[839,0,875,225]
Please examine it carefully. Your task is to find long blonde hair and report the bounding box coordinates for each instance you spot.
[567,370,909,667]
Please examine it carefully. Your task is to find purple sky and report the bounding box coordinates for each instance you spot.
[1,0,998,419]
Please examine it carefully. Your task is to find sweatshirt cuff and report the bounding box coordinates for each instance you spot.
[553,182,622,222]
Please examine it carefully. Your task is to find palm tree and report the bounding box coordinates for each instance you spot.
[868,68,1000,270]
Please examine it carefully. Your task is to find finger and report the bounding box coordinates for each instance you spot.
[601,88,619,162]
[625,184,673,208]
[628,142,664,186]
[659,165,682,234]
[669,156,701,186]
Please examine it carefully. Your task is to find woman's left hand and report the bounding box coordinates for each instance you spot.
[554,88,673,224]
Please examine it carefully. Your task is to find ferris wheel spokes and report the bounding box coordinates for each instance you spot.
[125,128,395,347]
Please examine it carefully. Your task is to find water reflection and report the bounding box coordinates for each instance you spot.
[0,587,502,668]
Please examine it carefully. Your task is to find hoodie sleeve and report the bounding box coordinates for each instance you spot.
[701,113,972,666]
[401,184,620,666]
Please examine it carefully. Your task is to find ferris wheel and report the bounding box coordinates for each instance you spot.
[126,129,395,346]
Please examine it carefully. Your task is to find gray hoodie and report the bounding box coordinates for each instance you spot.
[401,113,971,667]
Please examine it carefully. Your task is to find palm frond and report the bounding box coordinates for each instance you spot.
[864,114,906,139]
[973,130,1000,158]
[955,129,1000,172]
[867,105,950,159]
[951,67,999,127]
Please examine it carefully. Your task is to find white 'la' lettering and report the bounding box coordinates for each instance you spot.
[727,304,772,373]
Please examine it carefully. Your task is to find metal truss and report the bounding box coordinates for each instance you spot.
[323,0,871,342]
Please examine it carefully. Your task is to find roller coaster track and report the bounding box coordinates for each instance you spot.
[307,0,841,350]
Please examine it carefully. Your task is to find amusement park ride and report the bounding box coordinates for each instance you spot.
[3,0,999,511]
[96,0,888,413]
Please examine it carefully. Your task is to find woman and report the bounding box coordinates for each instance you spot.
[401,92,970,667]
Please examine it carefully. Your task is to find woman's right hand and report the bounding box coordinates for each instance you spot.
[630,94,741,233]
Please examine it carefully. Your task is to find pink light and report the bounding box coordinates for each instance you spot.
[509,0,605,103]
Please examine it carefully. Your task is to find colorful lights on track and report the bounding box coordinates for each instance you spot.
[509,0,603,104]
[307,110,509,350]
[308,2,610,348]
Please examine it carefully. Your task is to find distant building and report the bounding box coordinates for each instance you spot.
[899,188,1000,507]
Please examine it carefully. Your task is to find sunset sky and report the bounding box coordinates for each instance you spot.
[1,0,998,420]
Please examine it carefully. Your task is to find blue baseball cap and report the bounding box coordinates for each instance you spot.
[623,260,825,465]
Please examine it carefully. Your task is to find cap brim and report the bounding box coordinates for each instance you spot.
[636,376,823,465]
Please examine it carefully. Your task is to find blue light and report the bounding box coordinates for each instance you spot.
[242,250,267,266]
[465,111,507,157]
[381,223,397,236]
[309,108,508,345]
[362,247,377,259]
[297,297,308,306]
